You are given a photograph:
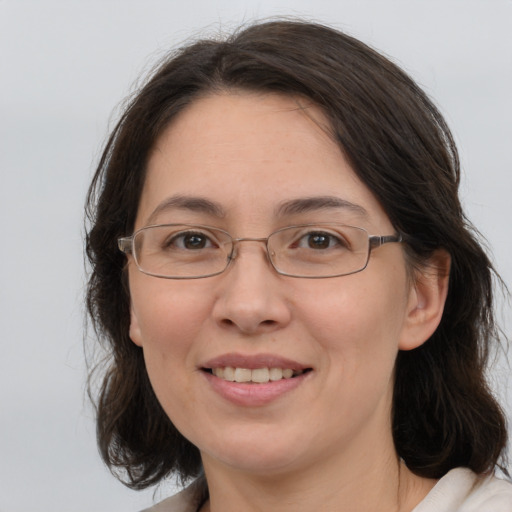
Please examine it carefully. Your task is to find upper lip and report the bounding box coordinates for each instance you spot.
[201,353,311,371]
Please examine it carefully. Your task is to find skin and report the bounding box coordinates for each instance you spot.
[128,92,449,512]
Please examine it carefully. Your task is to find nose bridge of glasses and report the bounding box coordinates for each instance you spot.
[232,236,269,243]
[229,236,272,261]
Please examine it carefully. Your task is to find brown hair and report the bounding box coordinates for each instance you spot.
[85,20,508,489]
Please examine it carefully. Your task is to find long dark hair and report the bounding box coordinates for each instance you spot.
[85,20,508,489]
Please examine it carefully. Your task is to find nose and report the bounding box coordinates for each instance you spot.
[212,241,292,335]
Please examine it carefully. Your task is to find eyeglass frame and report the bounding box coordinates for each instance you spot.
[118,223,403,280]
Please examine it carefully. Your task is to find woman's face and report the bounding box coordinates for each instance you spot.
[128,92,421,476]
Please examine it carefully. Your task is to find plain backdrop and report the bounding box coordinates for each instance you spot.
[1,1,511,511]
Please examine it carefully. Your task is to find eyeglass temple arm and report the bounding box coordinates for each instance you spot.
[369,233,403,249]
[118,237,133,254]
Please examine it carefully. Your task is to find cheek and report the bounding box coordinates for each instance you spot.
[297,273,408,370]
[129,280,213,430]
[131,275,211,344]
[129,277,213,388]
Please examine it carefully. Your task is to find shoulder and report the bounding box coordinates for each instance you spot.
[139,490,193,512]
[140,479,206,512]
[414,467,512,512]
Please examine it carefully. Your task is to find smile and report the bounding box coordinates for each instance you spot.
[207,367,308,383]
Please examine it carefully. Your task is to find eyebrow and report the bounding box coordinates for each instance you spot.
[146,194,226,224]
[275,196,369,218]
[145,194,368,225]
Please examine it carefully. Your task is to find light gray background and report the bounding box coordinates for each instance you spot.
[1,1,511,511]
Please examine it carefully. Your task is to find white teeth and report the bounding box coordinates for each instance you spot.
[223,366,235,381]
[213,367,224,378]
[283,369,293,379]
[211,367,304,383]
[269,367,283,381]
[234,368,252,383]
[251,368,269,383]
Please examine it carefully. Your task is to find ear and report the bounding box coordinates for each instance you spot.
[129,304,144,347]
[399,250,451,351]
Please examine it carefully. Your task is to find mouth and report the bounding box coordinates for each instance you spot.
[202,367,312,384]
[201,354,312,406]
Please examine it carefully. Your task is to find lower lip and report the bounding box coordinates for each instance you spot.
[203,371,310,407]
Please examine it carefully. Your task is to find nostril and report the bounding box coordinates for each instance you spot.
[218,316,279,333]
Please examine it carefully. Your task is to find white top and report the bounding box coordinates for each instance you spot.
[412,468,512,511]
[142,468,512,512]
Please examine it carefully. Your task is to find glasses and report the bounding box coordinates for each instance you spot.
[118,223,402,279]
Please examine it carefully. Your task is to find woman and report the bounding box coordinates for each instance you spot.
[85,20,512,511]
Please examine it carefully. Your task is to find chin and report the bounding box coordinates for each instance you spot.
[198,429,309,476]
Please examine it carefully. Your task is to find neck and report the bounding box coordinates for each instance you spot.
[200,444,436,512]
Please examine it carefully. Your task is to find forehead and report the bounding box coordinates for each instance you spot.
[137,92,390,231]
[151,92,335,170]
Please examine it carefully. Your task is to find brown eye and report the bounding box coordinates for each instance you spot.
[164,231,215,250]
[307,233,331,249]
[183,234,208,249]
[297,231,346,250]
